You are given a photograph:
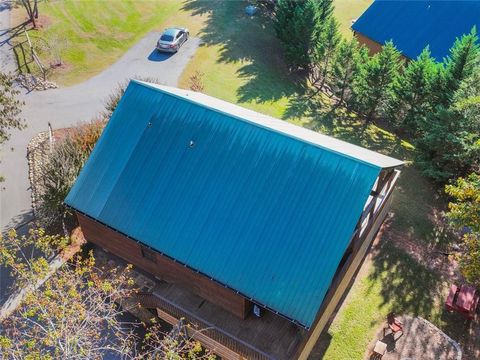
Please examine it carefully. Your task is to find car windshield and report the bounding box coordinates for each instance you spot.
[160,34,174,42]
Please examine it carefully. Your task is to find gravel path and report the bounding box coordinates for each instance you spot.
[366,315,461,360]
[0,24,200,230]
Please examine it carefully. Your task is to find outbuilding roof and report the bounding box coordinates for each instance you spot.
[65,81,402,327]
[351,0,480,61]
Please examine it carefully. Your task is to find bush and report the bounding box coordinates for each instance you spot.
[103,76,163,119]
[37,119,106,231]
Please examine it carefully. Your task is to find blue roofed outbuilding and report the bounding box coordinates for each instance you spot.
[352,0,480,61]
[65,80,403,329]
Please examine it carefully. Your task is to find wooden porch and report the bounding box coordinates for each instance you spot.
[133,280,306,360]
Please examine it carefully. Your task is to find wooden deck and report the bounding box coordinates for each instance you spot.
[136,280,306,360]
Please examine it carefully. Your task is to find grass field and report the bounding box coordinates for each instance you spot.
[12,0,208,85]
[10,1,466,359]
[334,0,373,37]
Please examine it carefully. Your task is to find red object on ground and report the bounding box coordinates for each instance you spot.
[384,312,404,340]
[445,284,459,311]
[445,284,479,319]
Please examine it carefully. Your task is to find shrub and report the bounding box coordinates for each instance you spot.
[37,119,106,231]
[103,76,163,119]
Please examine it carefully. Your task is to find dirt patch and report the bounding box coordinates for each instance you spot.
[389,229,463,283]
[34,14,52,29]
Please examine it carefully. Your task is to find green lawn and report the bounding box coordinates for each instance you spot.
[333,0,373,38]
[13,0,204,85]
[179,0,300,119]
[315,240,446,360]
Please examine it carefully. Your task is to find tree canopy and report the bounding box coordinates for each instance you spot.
[0,72,25,145]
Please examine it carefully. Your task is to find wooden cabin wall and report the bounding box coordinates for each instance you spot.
[296,169,401,360]
[76,213,252,319]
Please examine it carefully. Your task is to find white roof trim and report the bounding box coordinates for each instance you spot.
[134,81,404,169]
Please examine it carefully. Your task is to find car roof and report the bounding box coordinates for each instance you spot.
[163,28,181,36]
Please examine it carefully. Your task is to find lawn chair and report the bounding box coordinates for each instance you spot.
[384,312,404,340]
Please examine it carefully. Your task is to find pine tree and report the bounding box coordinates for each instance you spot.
[310,16,340,91]
[416,52,480,182]
[351,41,402,124]
[327,37,367,106]
[415,30,480,182]
[274,0,333,70]
[444,26,480,102]
[386,47,438,133]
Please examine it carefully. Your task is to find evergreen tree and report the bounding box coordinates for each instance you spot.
[416,54,480,182]
[274,0,333,70]
[309,16,340,90]
[327,37,367,106]
[386,47,438,133]
[351,41,402,124]
[443,27,479,103]
[415,31,480,182]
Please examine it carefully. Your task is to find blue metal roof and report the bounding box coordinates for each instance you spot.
[352,0,480,61]
[65,81,394,327]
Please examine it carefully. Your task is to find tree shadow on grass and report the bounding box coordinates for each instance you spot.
[181,0,304,105]
[369,238,443,319]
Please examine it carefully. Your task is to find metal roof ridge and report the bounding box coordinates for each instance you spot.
[132,80,404,169]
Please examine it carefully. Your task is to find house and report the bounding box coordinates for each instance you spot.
[351,0,480,61]
[65,80,403,359]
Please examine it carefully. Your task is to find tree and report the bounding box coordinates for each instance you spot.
[37,119,105,231]
[0,228,214,359]
[0,72,25,145]
[309,16,340,91]
[442,27,479,104]
[445,173,480,286]
[274,0,333,70]
[20,0,39,28]
[386,47,438,133]
[327,37,367,106]
[415,49,480,182]
[351,41,402,124]
[104,76,162,119]
[0,228,137,359]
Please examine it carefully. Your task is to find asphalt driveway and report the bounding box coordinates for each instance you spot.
[0,31,200,231]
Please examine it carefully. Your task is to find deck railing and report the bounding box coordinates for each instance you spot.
[134,292,275,360]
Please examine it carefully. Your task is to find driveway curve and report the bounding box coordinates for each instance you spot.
[1,31,200,230]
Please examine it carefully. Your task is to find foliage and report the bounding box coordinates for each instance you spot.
[445,173,480,233]
[386,47,438,133]
[309,16,341,91]
[188,70,205,93]
[0,72,25,145]
[37,119,105,230]
[274,0,333,70]
[141,320,215,360]
[104,76,163,119]
[0,228,215,359]
[415,36,480,182]
[327,37,367,106]
[445,173,480,286]
[0,228,69,288]
[457,233,480,287]
[351,41,401,123]
[442,27,480,105]
[0,228,137,359]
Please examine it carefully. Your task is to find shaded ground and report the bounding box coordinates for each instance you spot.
[366,315,460,360]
